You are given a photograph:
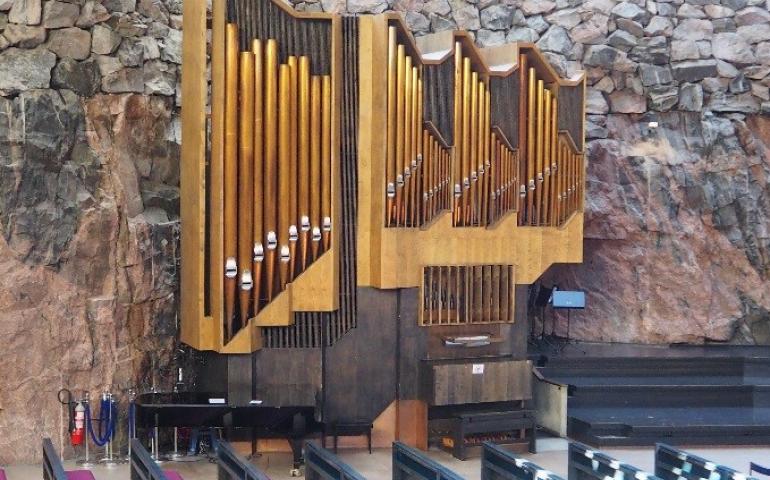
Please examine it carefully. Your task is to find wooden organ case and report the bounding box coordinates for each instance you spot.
[180,0,585,455]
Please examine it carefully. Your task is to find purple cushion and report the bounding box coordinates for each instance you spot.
[0,468,6,480]
[65,470,96,480]
[164,470,184,480]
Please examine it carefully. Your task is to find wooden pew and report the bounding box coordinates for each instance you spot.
[568,442,660,480]
[216,441,271,480]
[656,444,757,480]
[481,442,564,480]
[42,438,95,480]
[304,441,366,480]
[392,441,464,480]
[129,439,184,480]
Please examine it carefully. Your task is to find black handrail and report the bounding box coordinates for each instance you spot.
[568,442,660,480]
[130,439,170,480]
[392,441,464,480]
[304,441,367,480]
[481,442,564,480]
[42,438,68,480]
[656,444,757,480]
[216,441,272,480]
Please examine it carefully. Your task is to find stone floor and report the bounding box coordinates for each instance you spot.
[4,438,769,480]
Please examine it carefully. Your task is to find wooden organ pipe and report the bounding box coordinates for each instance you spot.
[264,39,278,301]
[453,42,463,227]
[468,71,478,225]
[310,76,322,260]
[526,68,536,225]
[298,56,311,271]
[535,79,544,226]
[238,50,255,326]
[549,96,558,226]
[410,66,419,226]
[386,27,397,226]
[278,64,291,291]
[395,45,405,227]
[321,75,332,251]
[538,89,551,225]
[402,56,412,224]
[223,23,239,340]
[461,57,471,226]
[252,39,264,315]
[517,55,528,223]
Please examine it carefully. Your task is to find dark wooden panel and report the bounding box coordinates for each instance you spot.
[490,74,519,149]
[422,60,455,145]
[398,288,425,400]
[228,355,254,405]
[230,0,331,75]
[557,83,584,151]
[421,359,532,406]
[323,287,399,423]
[253,348,321,406]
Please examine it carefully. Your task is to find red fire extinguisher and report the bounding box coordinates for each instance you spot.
[71,401,85,446]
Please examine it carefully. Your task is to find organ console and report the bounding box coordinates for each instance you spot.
[179,0,586,456]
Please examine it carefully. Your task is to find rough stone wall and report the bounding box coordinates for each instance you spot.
[285,0,770,344]
[1,0,770,465]
[0,0,183,464]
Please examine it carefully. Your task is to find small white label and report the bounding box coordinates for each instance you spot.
[208,398,226,404]
[472,364,484,375]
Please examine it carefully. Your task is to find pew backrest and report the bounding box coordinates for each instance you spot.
[130,439,170,480]
[216,441,271,480]
[42,438,67,480]
[656,444,757,480]
[392,441,464,480]
[304,441,366,480]
[482,442,565,480]
[568,442,660,480]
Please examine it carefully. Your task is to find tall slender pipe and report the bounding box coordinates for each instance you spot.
[223,23,239,340]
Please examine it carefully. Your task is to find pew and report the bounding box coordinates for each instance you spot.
[216,441,271,480]
[568,442,660,480]
[392,441,464,480]
[129,439,184,480]
[481,442,564,480]
[656,444,757,480]
[305,441,366,480]
[42,438,96,480]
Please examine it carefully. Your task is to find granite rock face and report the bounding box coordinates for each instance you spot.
[542,114,770,344]
[1,0,770,465]
[0,0,181,466]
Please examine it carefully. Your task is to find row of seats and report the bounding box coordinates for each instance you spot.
[39,437,269,480]
[22,438,767,480]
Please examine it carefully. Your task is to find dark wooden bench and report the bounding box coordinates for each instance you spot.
[481,442,564,480]
[216,440,271,480]
[129,439,184,480]
[568,442,661,480]
[327,422,373,454]
[43,438,96,480]
[305,441,367,480]
[656,444,757,480]
[392,441,464,480]
[444,410,536,460]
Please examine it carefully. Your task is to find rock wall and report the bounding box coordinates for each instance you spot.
[286,0,770,344]
[1,0,770,465]
[0,0,183,464]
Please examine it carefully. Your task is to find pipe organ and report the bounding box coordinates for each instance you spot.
[180,0,585,454]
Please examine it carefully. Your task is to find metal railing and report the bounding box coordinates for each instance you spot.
[216,441,272,480]
[392,441,464,480]
[481,442,564,480]
[656,444,757,480]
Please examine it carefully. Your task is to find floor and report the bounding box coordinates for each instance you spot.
[5,438,769,480]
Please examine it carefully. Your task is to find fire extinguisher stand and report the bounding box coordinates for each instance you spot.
[77,392,97,468]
